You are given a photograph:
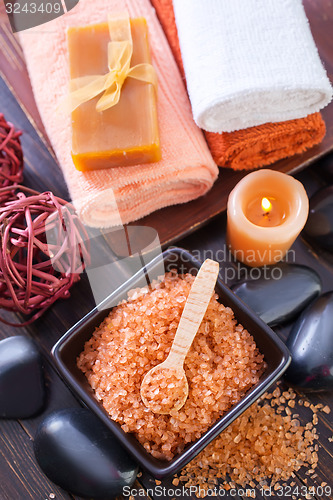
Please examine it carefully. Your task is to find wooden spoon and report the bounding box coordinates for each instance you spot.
[140,259,220,414]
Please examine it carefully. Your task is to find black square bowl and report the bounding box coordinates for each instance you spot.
[52,247,291,478]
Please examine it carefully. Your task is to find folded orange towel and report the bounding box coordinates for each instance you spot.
[19,0,218,227]
[151,0,326,170]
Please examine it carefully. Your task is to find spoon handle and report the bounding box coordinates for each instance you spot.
[165,259,220,368]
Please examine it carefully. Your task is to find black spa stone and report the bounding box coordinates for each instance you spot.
[284,291,333,391]
[0,336,45,419]
[318,156,333,183]
[34,408,139,499]
[303,185,333,253]
[231,264,322,326]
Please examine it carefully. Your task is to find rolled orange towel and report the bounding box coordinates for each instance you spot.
[151,0,326,170]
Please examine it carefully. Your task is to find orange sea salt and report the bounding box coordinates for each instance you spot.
[178,388,323,492]
[140,366,188,414]
[77,271,265,460]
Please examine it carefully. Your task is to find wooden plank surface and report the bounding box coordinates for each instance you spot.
[0,0,333,247]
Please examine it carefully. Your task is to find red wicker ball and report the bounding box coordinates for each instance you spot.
[0,186,90,326]
[0,114,24,203]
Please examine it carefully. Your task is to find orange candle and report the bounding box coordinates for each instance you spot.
[227,170,309,267]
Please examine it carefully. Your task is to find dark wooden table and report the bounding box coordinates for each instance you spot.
[0,74,332,500]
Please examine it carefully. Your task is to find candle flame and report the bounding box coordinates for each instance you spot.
[261,197,272,213]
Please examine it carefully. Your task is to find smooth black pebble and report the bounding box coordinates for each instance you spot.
[232,264,322,326]
[34,408,139,499]
[284,291,333,391]
[318,156,333,183]
[303,185,333,253]
[0,336,45,418]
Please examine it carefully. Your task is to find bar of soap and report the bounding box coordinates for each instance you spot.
[68,18,160,171]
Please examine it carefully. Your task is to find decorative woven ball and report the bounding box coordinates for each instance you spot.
[0,114,24,203]
[0,186,90,326]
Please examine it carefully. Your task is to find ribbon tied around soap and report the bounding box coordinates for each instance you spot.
[64,13,158,113]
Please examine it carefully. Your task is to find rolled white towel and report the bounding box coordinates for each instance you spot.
[172,0,333,133]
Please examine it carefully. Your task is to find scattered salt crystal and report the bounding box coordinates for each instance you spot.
[176,389,320,491]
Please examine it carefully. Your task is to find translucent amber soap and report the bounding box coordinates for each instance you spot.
[68,18,160,171]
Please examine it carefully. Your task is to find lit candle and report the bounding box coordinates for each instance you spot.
[227,170,309,267]
[246,195,287,227]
